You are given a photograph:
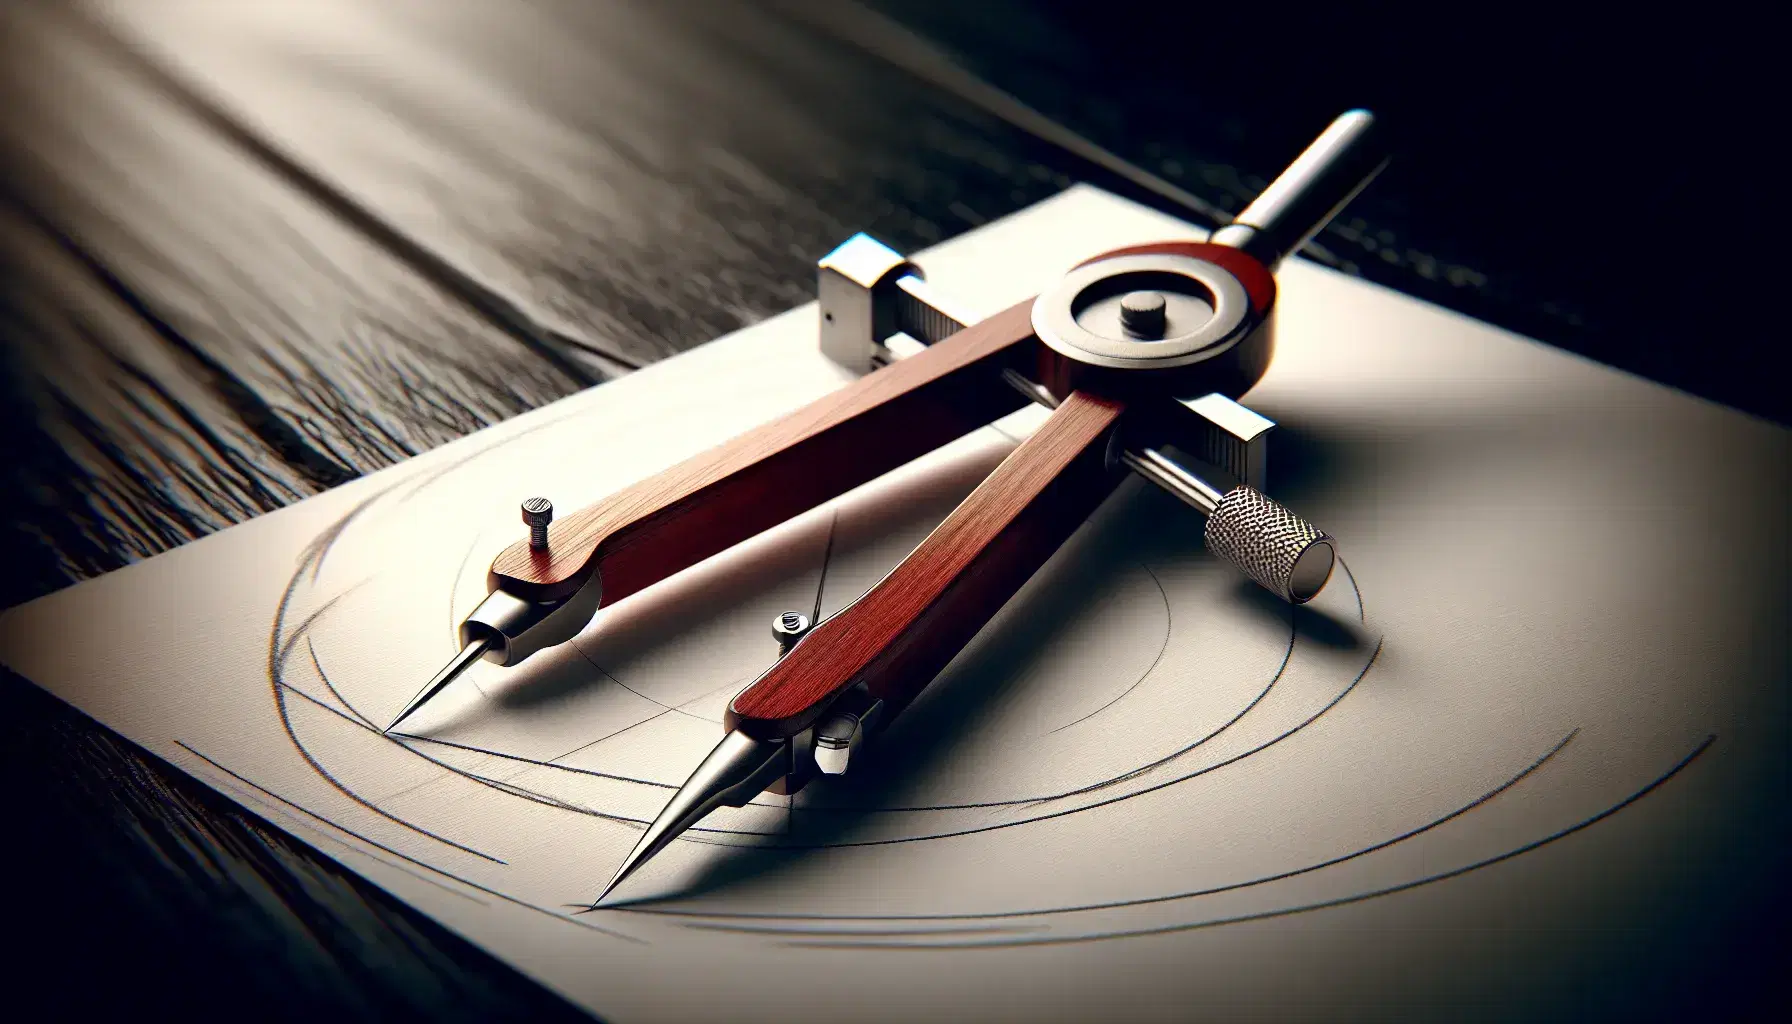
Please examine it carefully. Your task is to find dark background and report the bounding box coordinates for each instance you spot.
[878,1,1773,421]
[0,1,1777,1019]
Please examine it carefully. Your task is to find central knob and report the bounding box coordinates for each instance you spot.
[1118,290,1168,339]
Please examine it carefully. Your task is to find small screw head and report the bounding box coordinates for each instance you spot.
[771,610,813,654]
[1119,290,1168,339]
[521,497,554,550]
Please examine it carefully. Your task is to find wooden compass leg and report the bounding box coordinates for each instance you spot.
[486,301,1040,604]
[727,390,1129,740]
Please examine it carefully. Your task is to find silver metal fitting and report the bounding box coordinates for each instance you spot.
[1203,486,1336,603]
[817,234,920,373]
[1031,252,1252,380]
[771,610,813,655]
[460,575,603,666]
[521,497,553,550]
[1155,393,1273,490]
[813,689,884,776]
[813,712,860,775]
[817,233,979,373]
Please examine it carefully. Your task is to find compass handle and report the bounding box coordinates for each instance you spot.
[1208,109,1389,269]
[486,301,1040,606]
[727,390,1128,739]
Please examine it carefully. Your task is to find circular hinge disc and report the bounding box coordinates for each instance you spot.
[1032,253,1252,372]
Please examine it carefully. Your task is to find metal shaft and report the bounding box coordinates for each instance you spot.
[1207,109,1389,269]
[1120,447,1226,515]
[386,636,491,734]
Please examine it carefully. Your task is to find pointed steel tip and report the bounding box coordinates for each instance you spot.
[596,861,631,904]
[383,700,419,735]
[383,689,431,735]
[594,824,662,905]
[386,636,492,736]
[592,872,627,907]
[383,700,421,735]
[592,730,787,905]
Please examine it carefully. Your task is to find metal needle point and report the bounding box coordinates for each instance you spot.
[386,635,491,734]
[387,498,553,734]
[594,729,787,904]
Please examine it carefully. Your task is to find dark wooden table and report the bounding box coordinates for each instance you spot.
[0,1,1778,1019]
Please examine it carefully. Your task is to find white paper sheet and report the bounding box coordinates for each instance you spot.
[5,187,1787,1022]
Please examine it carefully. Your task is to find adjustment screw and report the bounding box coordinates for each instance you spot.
[772,610,813,655]
[521,497,554,550]
[1119,290,1168,339]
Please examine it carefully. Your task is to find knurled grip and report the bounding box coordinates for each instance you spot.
[1203,486,1337,604]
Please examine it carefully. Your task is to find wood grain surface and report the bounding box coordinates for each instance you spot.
[491,301,1036,601]
[0,7,601,606]
[0,4,1139,1017]
[80,0,1078,367]
[730,390,1126,735]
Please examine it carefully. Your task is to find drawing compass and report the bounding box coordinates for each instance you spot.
[383,110,1389,901]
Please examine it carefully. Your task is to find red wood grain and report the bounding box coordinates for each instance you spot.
[487,300,1039,602]
[726,390,1128,739]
